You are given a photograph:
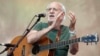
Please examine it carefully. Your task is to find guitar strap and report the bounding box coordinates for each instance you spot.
[49,28,62,56]
[56,28,61,42]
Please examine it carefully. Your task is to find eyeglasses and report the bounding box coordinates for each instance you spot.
[46,8,62,12]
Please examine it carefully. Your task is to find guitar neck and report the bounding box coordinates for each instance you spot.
[39,38,80,51]
[32,33,98,54]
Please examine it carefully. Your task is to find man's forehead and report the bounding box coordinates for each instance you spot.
[47,2,62,9]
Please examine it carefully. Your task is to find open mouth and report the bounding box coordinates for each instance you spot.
[49,15,55,17]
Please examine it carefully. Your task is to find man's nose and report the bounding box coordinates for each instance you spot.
[49,9,54,14]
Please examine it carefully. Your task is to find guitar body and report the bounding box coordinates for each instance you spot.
[7,36,54,56]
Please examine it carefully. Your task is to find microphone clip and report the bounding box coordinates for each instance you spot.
[0,47,9,54]
[0,43,16,54]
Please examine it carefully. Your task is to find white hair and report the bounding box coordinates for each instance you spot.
[58,2,66,20]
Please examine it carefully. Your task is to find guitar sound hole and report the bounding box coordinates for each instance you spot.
[32,44,40,55]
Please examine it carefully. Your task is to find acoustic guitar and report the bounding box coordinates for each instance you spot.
[7,33,99,56]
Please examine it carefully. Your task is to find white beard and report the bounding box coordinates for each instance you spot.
[48,18,54,22]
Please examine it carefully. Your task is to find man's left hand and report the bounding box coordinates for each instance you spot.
[68,11,76,31]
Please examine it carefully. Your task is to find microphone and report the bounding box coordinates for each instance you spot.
[36,13,46,17]
[0,43,16,47]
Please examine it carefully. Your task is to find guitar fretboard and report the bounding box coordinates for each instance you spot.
[39,38,80,51]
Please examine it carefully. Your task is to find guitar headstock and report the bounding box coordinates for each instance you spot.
[81,33,99,45]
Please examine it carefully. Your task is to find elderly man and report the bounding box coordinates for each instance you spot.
[27,1,78,56]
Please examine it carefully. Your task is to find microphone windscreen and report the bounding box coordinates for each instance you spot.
[38,13,46,17]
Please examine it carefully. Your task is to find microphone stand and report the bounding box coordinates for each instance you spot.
[7,15,41,56]
[0,47,9,54]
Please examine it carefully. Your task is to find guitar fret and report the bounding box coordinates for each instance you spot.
[40,45,46,51]
[51,43,54,49]
[74,39,76,43]
[75,38,77,43]
[71,39,73,43]
[75,38,77,42]
[69,40,71,44]
[76,38,80,43]
[58,42,61,47]
[54,43,57,48]
[62,41,65,46]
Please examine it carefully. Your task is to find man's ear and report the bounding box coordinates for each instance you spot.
[59,12,65,21]
[62,12,65,16]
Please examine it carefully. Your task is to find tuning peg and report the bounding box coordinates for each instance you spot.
[94,33,99,41]
[86,42,88,45]
[93,33,99,44]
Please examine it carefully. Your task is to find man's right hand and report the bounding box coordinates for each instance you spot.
[50,12,64,29]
